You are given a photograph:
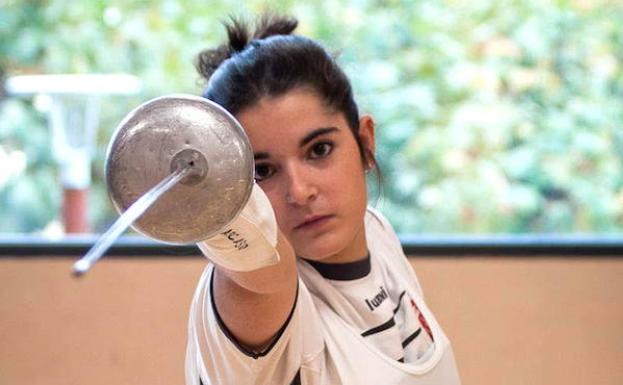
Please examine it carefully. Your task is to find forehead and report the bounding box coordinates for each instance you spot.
[235,88,348,151]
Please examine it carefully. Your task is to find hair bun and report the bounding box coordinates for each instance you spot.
[196,14,298,81]
[253,14,298,39]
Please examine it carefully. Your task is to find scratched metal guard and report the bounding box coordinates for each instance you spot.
[73,94,254,276]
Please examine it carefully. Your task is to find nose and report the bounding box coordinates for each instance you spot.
[284,162,317,206]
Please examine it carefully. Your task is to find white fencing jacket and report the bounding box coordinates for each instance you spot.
[186,208,462,385]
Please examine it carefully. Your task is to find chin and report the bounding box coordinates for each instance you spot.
[288,212,366,262]
[293,242,336,261]
[291,233,349,262]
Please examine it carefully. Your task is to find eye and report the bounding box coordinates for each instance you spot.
[309,142,333,159]
[254,163,275,182]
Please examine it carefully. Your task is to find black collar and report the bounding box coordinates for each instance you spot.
[302,253,371,281]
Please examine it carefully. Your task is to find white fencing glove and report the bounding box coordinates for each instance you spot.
[197,183,280,272]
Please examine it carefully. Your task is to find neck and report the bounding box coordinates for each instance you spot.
[319,223,368,264]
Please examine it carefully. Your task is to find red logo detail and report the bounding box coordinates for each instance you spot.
[411,299,434,341]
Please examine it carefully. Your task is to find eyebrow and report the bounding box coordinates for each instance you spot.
[300,127,338,147]
[253,127,339,160]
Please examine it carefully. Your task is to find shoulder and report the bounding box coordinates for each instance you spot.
[364,207,426,297]
[365,207,402,252]
[365,206,391,229]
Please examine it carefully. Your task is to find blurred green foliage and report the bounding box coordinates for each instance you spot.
[1,0,622,234]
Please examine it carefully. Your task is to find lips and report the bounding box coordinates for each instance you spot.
[294,214,334,230]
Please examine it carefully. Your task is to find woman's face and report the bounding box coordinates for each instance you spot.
[236,88,375,263]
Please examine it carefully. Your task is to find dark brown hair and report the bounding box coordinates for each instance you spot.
[196,14,378,170]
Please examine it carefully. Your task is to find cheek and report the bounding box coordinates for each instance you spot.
[340,158,368,193]
[263,187,288,227]
[344,168,370,215]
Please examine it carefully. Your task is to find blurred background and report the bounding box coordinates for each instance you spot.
[2,0,622,236]
[1,2,622,385]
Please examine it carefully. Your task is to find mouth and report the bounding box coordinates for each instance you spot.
[294,215,334,231]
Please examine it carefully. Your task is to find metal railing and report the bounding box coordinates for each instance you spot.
[1,234,621,257]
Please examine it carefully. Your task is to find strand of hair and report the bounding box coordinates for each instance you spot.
[254,13,298,39]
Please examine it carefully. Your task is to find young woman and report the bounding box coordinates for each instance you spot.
[185,14,461,385]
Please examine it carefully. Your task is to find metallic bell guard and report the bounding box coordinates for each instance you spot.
[73,94,254,275]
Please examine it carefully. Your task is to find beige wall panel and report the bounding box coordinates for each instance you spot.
[1,256,621,385]
[410,257,623,385]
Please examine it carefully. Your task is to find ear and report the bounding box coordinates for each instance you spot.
[358,114,376,166]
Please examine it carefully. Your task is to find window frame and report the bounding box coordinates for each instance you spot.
[1,234,621,257]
